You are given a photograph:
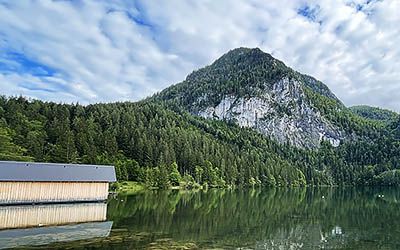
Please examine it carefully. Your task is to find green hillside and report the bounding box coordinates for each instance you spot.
[0,95,399,187]
[350,105,399,123]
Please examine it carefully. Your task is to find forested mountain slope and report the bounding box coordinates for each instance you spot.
[0,48,399,187]
[350,105,398,123]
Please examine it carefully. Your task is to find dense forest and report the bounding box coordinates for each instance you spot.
[1,95,399,187]
[349,105,399,123]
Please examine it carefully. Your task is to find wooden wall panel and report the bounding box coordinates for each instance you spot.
[0,203,107,229]
[0,182,109,204]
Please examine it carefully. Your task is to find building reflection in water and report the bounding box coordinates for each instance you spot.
[0,202,112,249]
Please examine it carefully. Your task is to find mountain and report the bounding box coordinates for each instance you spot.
[153,48,377,148]
[1,47,399,187]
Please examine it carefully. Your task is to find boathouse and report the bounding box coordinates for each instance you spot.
[0,161,116,205]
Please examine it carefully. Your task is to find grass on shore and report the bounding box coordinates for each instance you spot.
[111,181,146,194]
[110,181,201,194]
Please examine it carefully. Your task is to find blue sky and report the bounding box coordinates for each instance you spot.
[0,0,399,111]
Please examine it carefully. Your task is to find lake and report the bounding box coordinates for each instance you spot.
[1,187,400,249]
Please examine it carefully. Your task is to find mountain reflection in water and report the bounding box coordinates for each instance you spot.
[1,187,400,249]
[104,187,400,249]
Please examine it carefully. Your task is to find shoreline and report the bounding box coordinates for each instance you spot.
[110,181,396,195]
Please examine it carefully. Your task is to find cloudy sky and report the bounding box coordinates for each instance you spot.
[0,0,399,111]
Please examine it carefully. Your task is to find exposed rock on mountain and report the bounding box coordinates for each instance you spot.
[196,77,342,148]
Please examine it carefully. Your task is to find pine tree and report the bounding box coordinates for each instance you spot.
[0,125,31,161]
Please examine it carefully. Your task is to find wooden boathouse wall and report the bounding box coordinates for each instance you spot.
[0,182,109,204]
[0,161,116,205]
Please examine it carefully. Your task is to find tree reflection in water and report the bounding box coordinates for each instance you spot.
[6,187,400,249]
[104,187,400,249]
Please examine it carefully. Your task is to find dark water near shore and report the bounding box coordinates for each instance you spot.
[2,187,400,249]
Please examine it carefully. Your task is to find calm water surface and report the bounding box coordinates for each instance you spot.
[1,187,400,249]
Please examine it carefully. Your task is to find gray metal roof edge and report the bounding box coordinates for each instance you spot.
[0,161,117,182]
[0,161,114,168]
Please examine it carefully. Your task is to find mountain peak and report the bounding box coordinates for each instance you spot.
[186,47,289,88]
[224,47,265,55]
[212,47,279,68]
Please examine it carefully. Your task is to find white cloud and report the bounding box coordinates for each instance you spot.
[0,0,399,111]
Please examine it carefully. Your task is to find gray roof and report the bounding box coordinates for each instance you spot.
[0,161,116,182]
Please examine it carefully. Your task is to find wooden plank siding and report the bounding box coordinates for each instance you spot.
[0,203,107,230]
[0,182,109,204]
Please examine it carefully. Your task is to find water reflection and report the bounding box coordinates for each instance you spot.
[0,202,107,229]
[2,188,400,249]
[0,222,112,250]
[0,203,112,249]
[104,187,400,249]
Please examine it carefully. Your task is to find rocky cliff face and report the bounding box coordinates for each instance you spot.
[195,76,342,148]
[155,47,345,148]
